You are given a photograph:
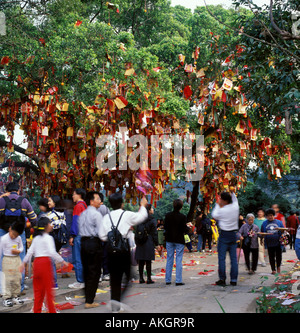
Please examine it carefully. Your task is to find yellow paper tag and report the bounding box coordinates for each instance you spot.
[62,103,69,111]
[44,163,50,174]
[50,159,58,169]
[125,68,135,76]
[7,146,14,153]
[66,127,74,137]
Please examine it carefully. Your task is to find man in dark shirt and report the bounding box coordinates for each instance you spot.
[164,199,189,286]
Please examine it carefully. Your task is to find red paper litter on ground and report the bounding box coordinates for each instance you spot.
[55,302,74,310]
[184,260,197,266]
[57,262,73,273]
[198,270,214,275]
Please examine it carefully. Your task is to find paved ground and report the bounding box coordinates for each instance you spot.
[0,243,298,314]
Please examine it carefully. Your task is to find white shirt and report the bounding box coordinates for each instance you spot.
[99,206,148,241]
[23,233,64,264]
[0,233,23,257]
[211,193,239,231]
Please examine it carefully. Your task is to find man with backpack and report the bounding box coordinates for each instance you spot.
[0,182,37,231]
[0,181,37,294]
[99,193,148,313]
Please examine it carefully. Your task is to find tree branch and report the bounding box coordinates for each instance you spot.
[269,0,300,40]
[0,159,40,176]
[202,0,300,62]
[0,139,39,165]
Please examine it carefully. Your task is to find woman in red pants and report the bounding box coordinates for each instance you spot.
[21,217,67,313]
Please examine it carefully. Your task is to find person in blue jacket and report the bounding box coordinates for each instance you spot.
[261,208,284,274]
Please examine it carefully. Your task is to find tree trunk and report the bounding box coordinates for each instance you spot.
[187,180,199,222]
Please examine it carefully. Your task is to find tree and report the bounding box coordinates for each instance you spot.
[173,1,298,220]
[0,1,296,219]
[237,182,274,216]
[0,0,190,203]
[237,180,293,216]
[172,24,293,219]
[204,0,299,135]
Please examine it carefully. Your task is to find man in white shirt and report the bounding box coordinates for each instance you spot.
[99,192,148,312]
[211,190,239,287]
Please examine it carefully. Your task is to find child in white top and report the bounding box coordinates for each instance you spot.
[0,221,25,307]
[21,217,67,313]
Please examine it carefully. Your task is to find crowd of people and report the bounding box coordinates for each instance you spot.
[0,182,153,313]
[0,180,298,313]
[157,190,299,288]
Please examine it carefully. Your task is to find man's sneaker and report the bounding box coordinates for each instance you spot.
[102,274,110,281]
[215,279,226,286]
[3,299,13,307]
[52,283,59,290]
[230,281,237,286]
[12,297,24,305]
[68,282,85,289]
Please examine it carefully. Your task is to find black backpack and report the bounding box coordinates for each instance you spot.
[135,221,149,245]
[107,211,129,255]
[0,196,25,232]
[51,211,68,246]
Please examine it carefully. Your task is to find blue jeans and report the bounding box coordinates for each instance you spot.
[0,228,26,293]
[72,235,84,283]
[295,239,300,260]
[165,242,185,283]
[197,234,203,251]
[217,230,238,282]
